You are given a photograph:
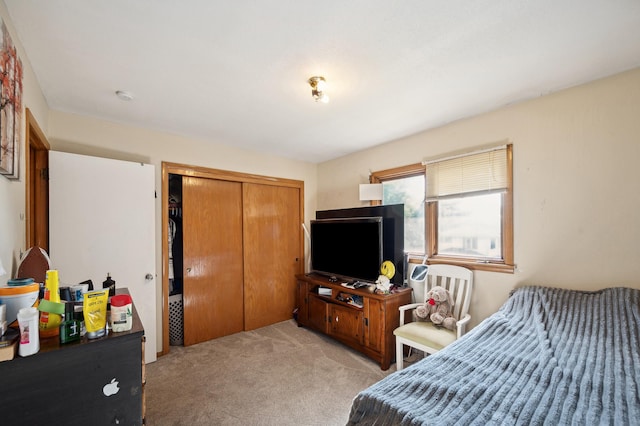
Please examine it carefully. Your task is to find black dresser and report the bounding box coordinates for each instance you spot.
[0,288,145,426]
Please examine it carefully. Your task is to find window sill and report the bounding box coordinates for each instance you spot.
[426,256,515,274]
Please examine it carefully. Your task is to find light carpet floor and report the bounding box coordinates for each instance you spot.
[145,320,397,425]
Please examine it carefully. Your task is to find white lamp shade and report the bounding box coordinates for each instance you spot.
[359,183,383,201]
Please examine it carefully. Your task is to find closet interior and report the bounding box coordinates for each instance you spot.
[168,174,184,346]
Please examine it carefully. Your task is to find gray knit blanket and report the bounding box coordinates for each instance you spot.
[347,286,640,425]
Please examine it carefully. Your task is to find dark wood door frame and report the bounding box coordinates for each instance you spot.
[25,108,50,252]
[160,162,305,356]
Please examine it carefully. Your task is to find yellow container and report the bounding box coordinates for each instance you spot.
[39,270,62,338]
[44,270,60,303]
[84,289,109,339]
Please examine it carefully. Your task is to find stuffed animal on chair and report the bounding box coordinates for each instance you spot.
[415,286,456,330]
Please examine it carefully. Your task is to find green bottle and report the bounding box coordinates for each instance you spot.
[60,302,81,344]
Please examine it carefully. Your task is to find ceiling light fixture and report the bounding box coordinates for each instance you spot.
[308,76,329,103]
[115,90,134,101]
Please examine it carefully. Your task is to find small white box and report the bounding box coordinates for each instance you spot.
[318,287,332,296]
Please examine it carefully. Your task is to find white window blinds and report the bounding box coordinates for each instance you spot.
[425,145,508,200]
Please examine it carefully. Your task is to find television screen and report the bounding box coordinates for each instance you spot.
[310,217,383,283]
[316,204,404,285]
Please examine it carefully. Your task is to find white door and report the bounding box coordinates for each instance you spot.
[49,151,157,363]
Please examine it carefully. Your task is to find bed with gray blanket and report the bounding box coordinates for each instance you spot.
[348,286,640,425]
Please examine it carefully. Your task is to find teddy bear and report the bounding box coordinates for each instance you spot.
[415,286,456,330]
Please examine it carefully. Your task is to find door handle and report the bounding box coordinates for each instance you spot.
[145,273,154,281]
[186,267,192,273]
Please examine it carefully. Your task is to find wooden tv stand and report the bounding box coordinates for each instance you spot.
[296,274,412,370]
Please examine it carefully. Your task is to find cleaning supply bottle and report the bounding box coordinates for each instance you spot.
[59,301,81,344]
[39,269,62,338]
[103,273,116,297]
[17,306,40,356]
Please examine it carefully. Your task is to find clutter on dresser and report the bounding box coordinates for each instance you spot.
[0,263,136,363]
[0,285,146,425]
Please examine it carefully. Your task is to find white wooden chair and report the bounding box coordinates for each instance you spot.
[393,264,473,370]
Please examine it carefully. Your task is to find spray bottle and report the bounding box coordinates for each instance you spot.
[39,269,62,338]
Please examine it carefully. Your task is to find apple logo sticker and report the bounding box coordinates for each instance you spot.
[103,378,120,397]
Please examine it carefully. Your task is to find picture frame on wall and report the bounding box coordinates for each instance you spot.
[0,17,23,180]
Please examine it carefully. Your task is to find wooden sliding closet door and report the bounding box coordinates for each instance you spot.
[243,183,302,330]
[182,176,244,346]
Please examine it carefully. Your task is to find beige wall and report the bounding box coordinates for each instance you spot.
[2,1,639,352]
[0,1,319,355]
[318,67,640,327]
[0,3,49,285]
[47,111,318,354]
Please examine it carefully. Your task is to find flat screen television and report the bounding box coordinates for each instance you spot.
[315,204,404,285]
[310,217,383,283]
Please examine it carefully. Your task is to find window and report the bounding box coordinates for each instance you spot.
[437,193,501,258]
[383,174,425,253]
[371,144,514,273]
[370,164,426,254]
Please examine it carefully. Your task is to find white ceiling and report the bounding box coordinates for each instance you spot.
[4,1,640,163]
